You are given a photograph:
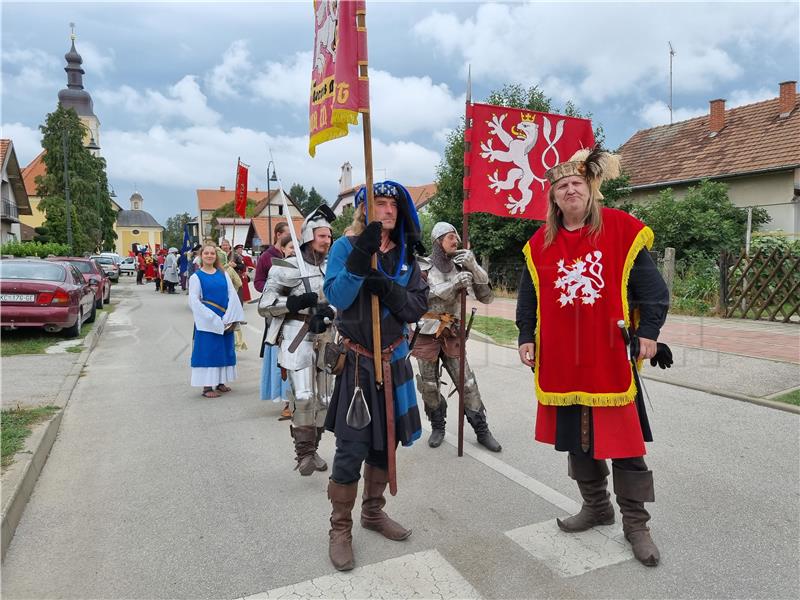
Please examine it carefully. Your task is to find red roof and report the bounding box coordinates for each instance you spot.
[619,93,800,189]
[336,182,437,209]
[0,140,10,167]
[21,151,47,196]
[249,216,302,247]
[197,187,269,211]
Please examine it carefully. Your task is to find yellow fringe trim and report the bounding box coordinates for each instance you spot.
[308,109,361,157]
[522,229,652,408]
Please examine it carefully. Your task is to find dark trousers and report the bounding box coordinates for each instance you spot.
[569,450,648,474]
[331,438,389,484]
[136,270,144,284]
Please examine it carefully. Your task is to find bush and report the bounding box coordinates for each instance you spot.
[671,254,720,315]
[750,232,800,254]
[0,241,73,258]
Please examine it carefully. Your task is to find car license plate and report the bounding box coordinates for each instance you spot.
[0,294,35,302]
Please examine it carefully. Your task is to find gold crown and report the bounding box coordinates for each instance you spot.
[520,112,537,122]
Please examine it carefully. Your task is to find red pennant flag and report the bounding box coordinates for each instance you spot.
[308,0,369,157]
[464,103,595,220]
[234,161,248,219]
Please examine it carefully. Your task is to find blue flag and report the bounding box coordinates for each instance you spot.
[178,224,191,274]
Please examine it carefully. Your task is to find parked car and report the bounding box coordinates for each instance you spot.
[46,257,110,309]
[120,256,137,276]
[0,259,96,337]
[91,255,120,282]
[100,252,123,265]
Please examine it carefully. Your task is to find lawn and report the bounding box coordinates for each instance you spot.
[0,306,108,357]
[1,405,60,468]
[772,389,800,406]
[470,315,518,346]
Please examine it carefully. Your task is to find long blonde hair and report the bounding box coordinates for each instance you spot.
[199,243,224,270]
[349,204,366,236]
[543,185,603,247]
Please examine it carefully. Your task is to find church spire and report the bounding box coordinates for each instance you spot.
[58,23,97,120]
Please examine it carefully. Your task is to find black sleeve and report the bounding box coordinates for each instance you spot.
[629,250,670,340]
[516,267,537,346]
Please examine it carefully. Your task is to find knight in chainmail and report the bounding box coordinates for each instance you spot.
[411,222,502,452]
[258,205,337,476]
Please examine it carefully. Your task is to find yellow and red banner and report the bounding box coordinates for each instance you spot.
[234,160,248,219]
[308,0,369,157]
[464,103,595,220]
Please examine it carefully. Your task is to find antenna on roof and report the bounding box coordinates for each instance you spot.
[668,41,676,124]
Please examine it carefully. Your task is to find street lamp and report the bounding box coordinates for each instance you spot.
[266,161,278,245]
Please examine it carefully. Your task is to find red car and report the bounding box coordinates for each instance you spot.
[47,257,111,309]
[0,259,97,337]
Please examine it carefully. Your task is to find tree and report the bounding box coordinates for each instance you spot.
[428,84,608,269]
[331,205,355,239]
[307,187,326,213]
[164,212,192,249]
[35,106,117,253]
[289,183,309,215]
[632,180,771,262]
[210,198,259,240]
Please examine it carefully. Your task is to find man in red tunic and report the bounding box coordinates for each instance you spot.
[516,148,671,566]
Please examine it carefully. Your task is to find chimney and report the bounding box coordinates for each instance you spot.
[709,98,726,135]
[338,161,352,193]
[219,185,225,191]
[779,81,797,117]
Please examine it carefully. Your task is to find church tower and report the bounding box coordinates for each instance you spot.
[57,23,101,155]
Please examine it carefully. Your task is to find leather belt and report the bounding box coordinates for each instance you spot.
[421,311,459,338]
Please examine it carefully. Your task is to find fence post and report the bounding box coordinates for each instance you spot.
[718,251,729,316]
[662,247,675,296]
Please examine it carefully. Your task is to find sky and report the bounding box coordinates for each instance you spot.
[2,1,798,226]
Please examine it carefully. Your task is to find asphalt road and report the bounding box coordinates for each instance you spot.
[2,278,798,599]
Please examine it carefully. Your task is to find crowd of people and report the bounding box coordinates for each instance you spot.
[178,148,672,572]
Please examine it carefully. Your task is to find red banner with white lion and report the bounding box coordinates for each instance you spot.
[464,103,595,220]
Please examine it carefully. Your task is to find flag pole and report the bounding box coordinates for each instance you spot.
[232,157,240,251]
[458,66,472,458]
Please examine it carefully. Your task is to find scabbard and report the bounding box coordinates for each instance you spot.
[382,358,397,496]
[580,406,591,453]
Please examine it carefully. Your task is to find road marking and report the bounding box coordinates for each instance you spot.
[241,549,481,600]
[421,423,581,515]
[506,519,631,577]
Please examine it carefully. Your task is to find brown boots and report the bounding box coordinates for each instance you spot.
[557,453,615,532]
[291,425,327,476]
[360,465,412,541]
[559,454,660,567]
[327,465,411,571]
[327,480,357,571]
[613,464,660,567]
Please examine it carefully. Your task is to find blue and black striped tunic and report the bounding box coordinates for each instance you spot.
[324,236,429,449]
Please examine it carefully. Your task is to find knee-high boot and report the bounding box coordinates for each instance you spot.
[425,399,447,448]
[313,427,328,471]
[328,479,358,571]
[557,453,615,532]
[613,464,660,566]
[465,408,502,452]
[290,425,317,476]
[360,464,412,541]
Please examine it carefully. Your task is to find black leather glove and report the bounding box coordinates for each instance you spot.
[309,310,333,334]
[345,221,382,276]
[286,292,318,313]
[363,269,393,299]
[650,342,673,369]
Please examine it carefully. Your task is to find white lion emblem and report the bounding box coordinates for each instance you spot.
[314,1,338,77]
[554,251,605,307]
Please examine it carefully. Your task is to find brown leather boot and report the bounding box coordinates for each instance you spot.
[313,427,328,472]
[360,464,411,541]
[613,464,660,567]
[328,479,357,571]
[290,425,317,476]
[557,453,615,532]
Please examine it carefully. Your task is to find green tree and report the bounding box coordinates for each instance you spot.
[164,212,192,249]
[331,205,355,239]
[288,183,309,215]
[307,187,326,213]
[35,106,117,253]
[632,180,771,262]
[428,83,608,267]
[210,198,259,240]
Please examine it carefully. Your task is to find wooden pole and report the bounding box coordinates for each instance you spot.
[457,66,472,458]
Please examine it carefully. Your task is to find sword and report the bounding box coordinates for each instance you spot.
[617,320,654,410]
[405,320,423,359]
[446,308,478,398]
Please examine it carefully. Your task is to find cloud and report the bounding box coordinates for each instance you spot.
[0,122,43,165]
[205,40,253,99]
[728,87,775,108]
[250,51,313,106]
[96,76,220,126]
[638,101,706,128]
[75,41,115,77]
[1,48,61,94]
[413,2,797,103]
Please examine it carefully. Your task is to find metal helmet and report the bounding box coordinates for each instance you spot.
[300,204,336,246]
[431,221,461,244]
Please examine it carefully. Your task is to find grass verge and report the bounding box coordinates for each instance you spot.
[772,389,800,406]
[1,405,60,469]
[471,315,518,346]
[0,307,104,357]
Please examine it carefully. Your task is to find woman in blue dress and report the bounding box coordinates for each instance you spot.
[188,244,245,398]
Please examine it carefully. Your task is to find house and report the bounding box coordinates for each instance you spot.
[330,162,437,216]
[115,191,164,254]
[196,186,304,243]
[618,81,800,234]
[0,140,33,243]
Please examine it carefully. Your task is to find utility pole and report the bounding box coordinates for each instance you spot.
[62,129,73,249]
[668,42,676,124]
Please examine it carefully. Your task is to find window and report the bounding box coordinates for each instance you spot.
[132,229,140,235]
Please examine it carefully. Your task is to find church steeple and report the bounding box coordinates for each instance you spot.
[57,23,101,155]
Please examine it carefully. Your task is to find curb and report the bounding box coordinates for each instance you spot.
[1,309,109,562]
[468,330,800,415]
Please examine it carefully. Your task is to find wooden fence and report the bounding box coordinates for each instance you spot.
[719,248,800,322]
